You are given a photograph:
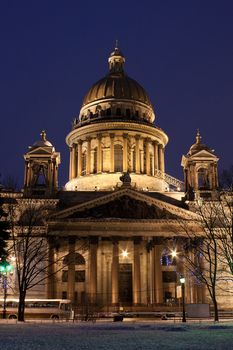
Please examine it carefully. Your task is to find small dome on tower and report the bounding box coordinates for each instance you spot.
[32,130,53,148]
[188,130,213,155]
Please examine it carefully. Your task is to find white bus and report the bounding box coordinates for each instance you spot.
[0,299,73,320]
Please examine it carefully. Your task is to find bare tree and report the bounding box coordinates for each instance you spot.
[177,201,221,321]
[9,202,51,321]
[219,165,233,190]
[8,200,89,321]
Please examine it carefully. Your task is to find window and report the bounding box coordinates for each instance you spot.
[75,270,85,282]
[161,253,177,266]
[116,108,121,116]
[62,291,67,299]
[114,144,123,172]
[162,271,177,283]
[106,108,111,116]
[198,168,209,189]
[93,147,97,173]
[63,253,85,265]
[62,270,68,282]
[126,109,130,117]
[82,151,86,175]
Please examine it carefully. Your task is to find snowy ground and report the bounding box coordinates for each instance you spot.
[0,320,233,349]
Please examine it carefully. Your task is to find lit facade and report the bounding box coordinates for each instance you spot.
[3,46,231,312]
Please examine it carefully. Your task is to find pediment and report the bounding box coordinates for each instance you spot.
[27,147,53,156]
[191,149,218,160]
[52,188,193,221]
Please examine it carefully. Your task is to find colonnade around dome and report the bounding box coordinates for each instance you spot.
[66,128,166,191]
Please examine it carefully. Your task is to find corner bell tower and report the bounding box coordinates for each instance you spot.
[181,130,219,200]
[23,131,61,197]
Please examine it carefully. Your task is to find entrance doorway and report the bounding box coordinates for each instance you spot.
[119,263,132,304]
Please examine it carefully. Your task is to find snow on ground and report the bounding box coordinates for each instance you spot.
[0,320,233,350]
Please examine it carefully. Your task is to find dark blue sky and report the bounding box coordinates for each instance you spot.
[1,1,232,188]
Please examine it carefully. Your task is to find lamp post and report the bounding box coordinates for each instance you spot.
[180,276,186,323]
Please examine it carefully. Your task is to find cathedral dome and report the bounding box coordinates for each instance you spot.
[77,45,155,125]
[82,74,152,107]
[66,47,169,192]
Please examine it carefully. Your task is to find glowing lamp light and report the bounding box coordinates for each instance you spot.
[171,250,177,258]
[0,262,12,273]
[121,250,129,258]
[180,277,185,284]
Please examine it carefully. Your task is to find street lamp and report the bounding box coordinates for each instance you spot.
[180,276,186,322]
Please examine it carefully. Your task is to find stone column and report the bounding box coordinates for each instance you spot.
[150,247,155,304]
[47,239,56,298]
[111,240,119,305]
[86,137,91,175]
[133,237,141,305]
[158,144,165,173]
[97,134,102,173]
[69,147,73,180]
[24,161,29,187]
[77,141,82,177]
[140,150,144,174]
[135,135,140,174]
[123,133,128,172]
[110,133,115,172]
[154,245,163,303]
[145,138,151,175]
[67,237,76,301]
[89,237,98,304]
[153,142,159,174]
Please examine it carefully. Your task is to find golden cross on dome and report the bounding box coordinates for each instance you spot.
[40,130,46,141]
[196,129,201,144]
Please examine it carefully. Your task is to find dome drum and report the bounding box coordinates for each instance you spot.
[74,99,154,128]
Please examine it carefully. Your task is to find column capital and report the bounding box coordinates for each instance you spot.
[145,137,151,143]
[152,140,159,146]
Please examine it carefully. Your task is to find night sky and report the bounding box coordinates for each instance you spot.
[1,1,232,188]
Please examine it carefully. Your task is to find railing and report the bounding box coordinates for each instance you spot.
[154,169,184,190]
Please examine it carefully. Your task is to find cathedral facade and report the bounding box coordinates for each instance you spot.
[2,46,227,313]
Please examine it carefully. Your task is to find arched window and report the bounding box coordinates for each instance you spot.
[161,251,177,266]
[62,253,86,283]
[93,147,97,174]
[114,144,123,172]
[198,168,209,189]
[106,108,111,116]
[116,108,121,116]
[63,253,85,266]
[82,151,86,175]
[126,109,131,117]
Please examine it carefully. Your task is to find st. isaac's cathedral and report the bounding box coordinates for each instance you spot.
[2,46,226,312]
